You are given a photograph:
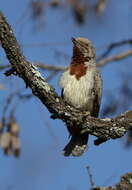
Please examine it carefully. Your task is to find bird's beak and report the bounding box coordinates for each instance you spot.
[71,37,77,45]
[71,37,81,48]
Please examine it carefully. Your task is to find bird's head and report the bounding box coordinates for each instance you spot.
[71,37,96,60]
[70,37,96,79]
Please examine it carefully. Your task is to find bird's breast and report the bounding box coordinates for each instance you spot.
[60,69,95,112]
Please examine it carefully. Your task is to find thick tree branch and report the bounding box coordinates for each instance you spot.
[0,12,132,146]
[92,172,132,190]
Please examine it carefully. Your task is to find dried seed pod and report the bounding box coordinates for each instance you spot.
[0,122,3,131]
[72,2,87,24]
[31,0,44,19]
[50,0,60,7]
[14,148,20,157]
[4,147,12,156]
[96,0,106,14]
[8,117,19,136]
[10,121,19,136]
[0,132,11,149]
[11,136,20,157]
[11,136,20,150]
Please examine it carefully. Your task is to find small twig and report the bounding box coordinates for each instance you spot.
[36,62,67,71]
[21,42,68,48]
[1,90,32,127]
[98,50,132,67]
[17,93,33,100]
[86,166,96,188]
[98,39,132,60]
[1,49,132,74]
[2,93,15,127]
[45,71,58,82]
[0,65,10,70]
[4,68,16,76]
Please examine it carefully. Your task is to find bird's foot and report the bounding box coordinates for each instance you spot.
[83,111,91,117]
[71,144,88,156]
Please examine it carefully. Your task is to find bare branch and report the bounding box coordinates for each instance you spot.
[98,50,132,67]
[0,12,132,150]
[0,65,10,70]
[36,62,67,71]
[86,166,96,188]
[98,39,132,60]
[0,48,132,73]
[35,50,132,70]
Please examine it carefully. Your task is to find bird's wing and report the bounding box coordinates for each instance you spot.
[61,88,64,99]
[92,71,103,117]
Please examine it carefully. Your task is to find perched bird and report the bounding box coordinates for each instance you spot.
[59,37,102,156]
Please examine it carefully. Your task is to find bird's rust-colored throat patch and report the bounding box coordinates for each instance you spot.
[70,46,88,80]
[70,62,87,80]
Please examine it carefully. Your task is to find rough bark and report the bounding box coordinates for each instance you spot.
[0,12,132,145]
[92,172,132,190]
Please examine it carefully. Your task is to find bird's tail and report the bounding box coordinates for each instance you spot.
[63,133,89,156]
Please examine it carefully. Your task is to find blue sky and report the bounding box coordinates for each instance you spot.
[0,0,132,190]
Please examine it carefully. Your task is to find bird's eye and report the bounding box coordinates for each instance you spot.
[84,43,89,48]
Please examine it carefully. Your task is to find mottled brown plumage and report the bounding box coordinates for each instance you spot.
[59,37,102,156]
